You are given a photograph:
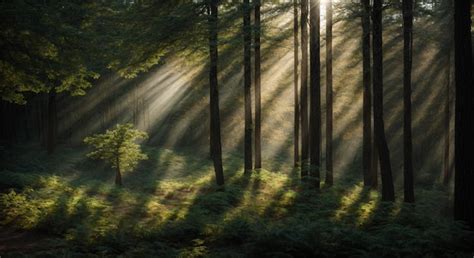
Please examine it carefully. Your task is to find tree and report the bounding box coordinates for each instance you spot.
[243,0,253,174]
[402,0,415,203]
[300,0,310,180]
[443,50,452,186]
[0,1,102,153]
[84,124,148,186]
[325,0,333,186]
[372,0,395,202]
[361,0,374,189]
[0,1,100,104]
[439,0,454,186]
[293,0,300,168]
[309,0,321,188]
[254,0,262,170]
[454,0,473,230]
[208,0,225,186]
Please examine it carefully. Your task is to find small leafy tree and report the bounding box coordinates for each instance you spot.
[84,124,148,186]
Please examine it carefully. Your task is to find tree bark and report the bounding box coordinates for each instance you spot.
[372,0,395,202]
[454,0,473,230]
[362,0,373,188]
[254,0,262,169]
[403,0,415,203]
[372,141,379,189]
[300,0,310,179]
[208,0,225,186]
[243,0,253,174]
[46,90,57,155]
[309,0,321,188]
[325,0,333,187]
[443,51,452,186]
[293,0,300,168]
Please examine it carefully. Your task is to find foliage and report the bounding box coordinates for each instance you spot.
[0,147,473,257]
[84,124,148,173]
[0,1,107,104]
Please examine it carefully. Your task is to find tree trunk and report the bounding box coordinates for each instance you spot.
[46,90,57,155]
[372,141,379,189]
[372,0,395,202]
[254,0,262,169]
[300,0,309,180]
[293,0,300,168]
[443,51,452,185]
[309,0,321,188]
[362,0,373,188]
[403,0,415,203]
[243,0,253,174]
[325,0,333,187]
[208,1,225,186]
[454,0,473,230]
[115,157,123,186]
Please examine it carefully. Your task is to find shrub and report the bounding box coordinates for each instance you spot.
[84,123,148,186]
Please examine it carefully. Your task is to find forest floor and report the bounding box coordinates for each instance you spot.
[0,145,473,257]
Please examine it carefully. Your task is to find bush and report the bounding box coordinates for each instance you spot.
[84,123,148,186]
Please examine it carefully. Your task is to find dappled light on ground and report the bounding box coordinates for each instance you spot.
[1,146,471,256]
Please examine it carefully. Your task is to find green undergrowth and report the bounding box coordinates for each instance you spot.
[0,146,473,257]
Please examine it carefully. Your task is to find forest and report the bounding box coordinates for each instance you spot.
[0,0,473,257]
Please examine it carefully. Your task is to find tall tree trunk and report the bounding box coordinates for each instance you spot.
[325,0,333,187]
[362,0,373,188]
[443,51,452,185]
[454,0,473,230]
[243,0,253,174]
[46,90,57,154]
[403,0,415,203]
[300,0,310,179]
[309,0,321,188]
[372,0,395,202]
[208,1,225,186]
[293,0,300,168]
[254,0,262,169]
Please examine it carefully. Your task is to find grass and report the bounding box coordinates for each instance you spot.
[0,145,473,257]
